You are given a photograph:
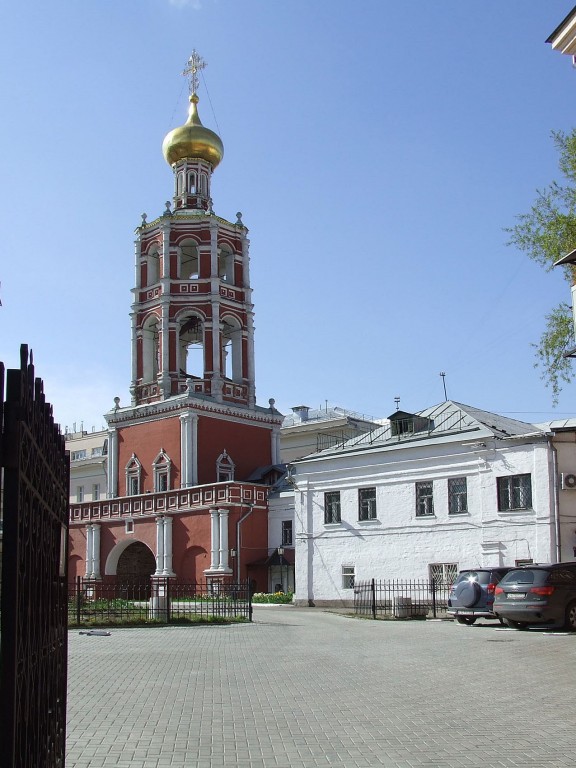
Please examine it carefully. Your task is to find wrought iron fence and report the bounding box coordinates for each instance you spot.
[68,576,253,625]
[354,578,451,619]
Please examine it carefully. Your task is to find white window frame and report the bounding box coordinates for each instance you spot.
[416,481,434,517]
[92,483,100,501]
[358,487,377,521]
[324,491,341,524]
[342,565,355,589]
[448,477,468,515]
[125,454,142,496]
[76,486,84,503]
[216,450,235,482]
[152,449,172,493]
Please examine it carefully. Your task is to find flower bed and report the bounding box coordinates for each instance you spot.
[251,591,293,604]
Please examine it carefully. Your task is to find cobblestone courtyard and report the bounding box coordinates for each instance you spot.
[67,606,576,767]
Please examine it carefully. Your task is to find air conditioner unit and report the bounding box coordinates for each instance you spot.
[561,473,576,490]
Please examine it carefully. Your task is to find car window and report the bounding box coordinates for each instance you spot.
[548,568,576,584]
[500,569,536,585]
[455,571,490,585]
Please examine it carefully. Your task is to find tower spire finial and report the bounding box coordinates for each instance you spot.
[183,50,207,97]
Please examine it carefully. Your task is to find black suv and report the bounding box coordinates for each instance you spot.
[447,568,511,625]
[493,563,576,630]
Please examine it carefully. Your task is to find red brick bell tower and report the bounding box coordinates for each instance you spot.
[68,52,283,589]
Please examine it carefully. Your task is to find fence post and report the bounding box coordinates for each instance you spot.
[431,579,437,618]
[371,578,376,620]
[166,577,171,624]
[248,580,253,622]
[77,575,82,625]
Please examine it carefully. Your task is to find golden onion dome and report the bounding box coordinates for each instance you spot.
[162,94,224,168]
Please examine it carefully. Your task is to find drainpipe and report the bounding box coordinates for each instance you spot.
[549,437,561,563]
[236,502,255,583]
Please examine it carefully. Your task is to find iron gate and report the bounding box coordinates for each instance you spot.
[0,346,70,768]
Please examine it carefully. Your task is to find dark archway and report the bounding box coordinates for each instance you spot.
[116,541,156,586]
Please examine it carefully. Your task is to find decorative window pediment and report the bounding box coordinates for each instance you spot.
[153,448,172,492]
[126,453,142,496]
[216,449,235,482]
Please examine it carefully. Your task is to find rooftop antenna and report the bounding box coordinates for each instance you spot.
[394,396,400,411]
[440,371,448,401]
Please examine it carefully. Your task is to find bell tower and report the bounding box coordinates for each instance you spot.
[130,51,256,408]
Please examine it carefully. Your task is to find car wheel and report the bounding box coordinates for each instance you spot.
[503,618,528,630]
[564,601,576,632]
[455,616,477,625]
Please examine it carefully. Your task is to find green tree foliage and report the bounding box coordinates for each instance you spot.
[507,129,576,403]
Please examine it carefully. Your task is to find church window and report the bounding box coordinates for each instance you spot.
[216,450,235,482]
[142,316,160,383]
[180,242,199,280]
[218,246,234,283]
[221,317,242,382]
[153,449,172,493]
[178,314,204,379]
[126,454,142,496]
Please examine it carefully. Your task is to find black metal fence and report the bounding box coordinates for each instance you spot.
[0,346,70,768]
[354,579,451,619]
[69,576,253,625]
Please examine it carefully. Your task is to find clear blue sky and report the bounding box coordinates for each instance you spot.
[1,1,575,431]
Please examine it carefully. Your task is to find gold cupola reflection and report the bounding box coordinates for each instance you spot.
[162,92,224,169]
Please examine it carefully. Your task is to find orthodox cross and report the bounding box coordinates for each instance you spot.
[183,50,207,96]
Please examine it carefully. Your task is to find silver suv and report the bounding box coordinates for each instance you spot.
[447,568,511,625]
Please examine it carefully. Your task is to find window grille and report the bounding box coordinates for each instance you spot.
[416,481,434,517]
[342,565,355,589]
[429,562,458,584]
[324,491,341,524]
[448,477,468,514]
[358,487,377,520]
[497,474,532,511]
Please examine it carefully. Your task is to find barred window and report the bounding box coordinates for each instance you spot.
[342,565,355,589]
[429,562,458,585]
[497,474,532,511]
[448,477,468,515]
[416,481,434,517]
[282,520,293,546]
[358,487,377,521]
[324,491,341,524]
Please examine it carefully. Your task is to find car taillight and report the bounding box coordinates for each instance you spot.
[529,586,555,596]
[494,586,504,595]
[487,582,496,594]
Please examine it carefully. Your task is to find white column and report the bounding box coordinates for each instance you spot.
[85,525,93,578]
[162,516,175,576]
[107,427,118,498]
[159,297,170,398]
[218,508,230,571]
[155,516,165,575]
[92,524,101,578]
[209,508,220,569]
[246,308,256,407]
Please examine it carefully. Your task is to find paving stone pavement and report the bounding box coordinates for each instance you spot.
[67,606,576,768]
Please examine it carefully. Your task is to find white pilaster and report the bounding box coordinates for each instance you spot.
[162,516,175,576]
[179,411,198,488]
[85,524,93,578]
[92,524,101,579]
[107,427,118,498]
[209,508,220,569]
[271,427,281,465]
[218,508,230,571]
[155,516,165,575]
